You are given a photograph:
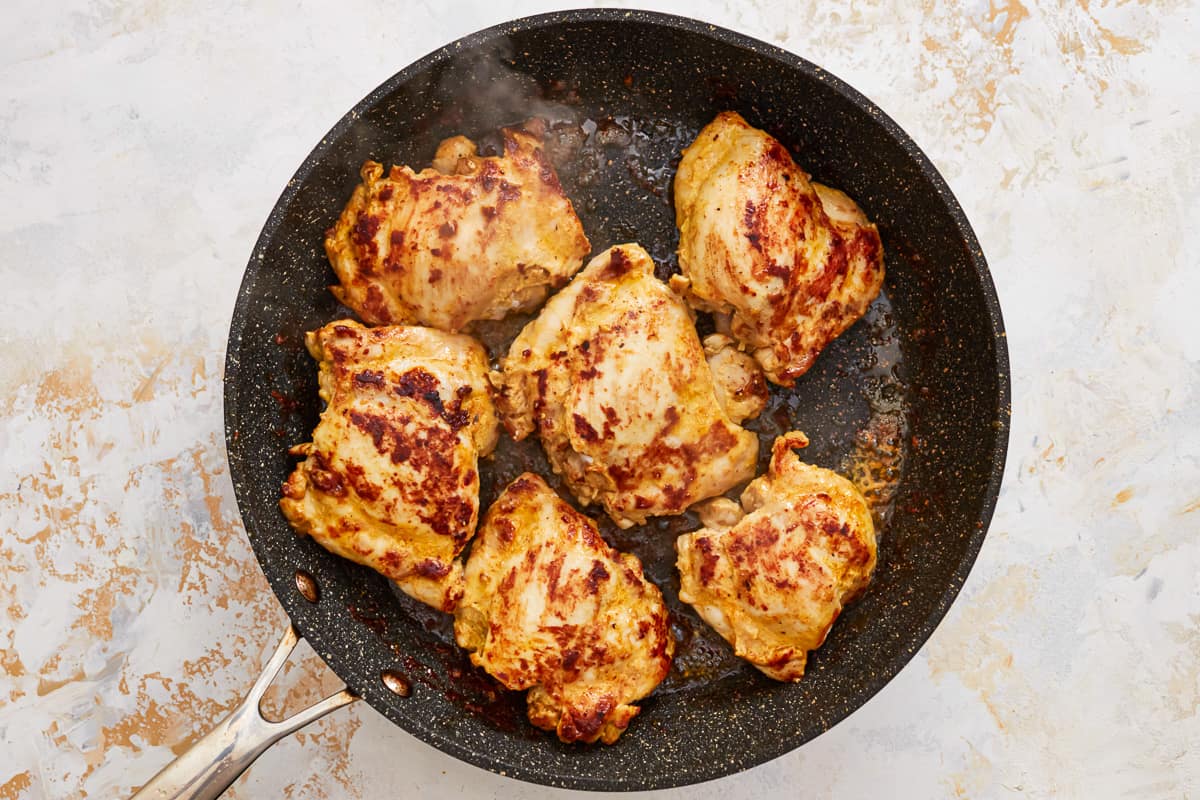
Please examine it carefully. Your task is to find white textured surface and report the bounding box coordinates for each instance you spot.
[2,1,1199,797]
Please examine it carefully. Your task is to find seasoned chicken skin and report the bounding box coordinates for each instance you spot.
[673,111,885,385]
[325,126,591,331]
[492,243,765,529]
[280,320,498,611]
[676,431,877,681]
[454,473,673,744]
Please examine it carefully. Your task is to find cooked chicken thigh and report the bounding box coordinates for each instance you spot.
[325,126,591,332]
[454,473,673,744]
[492,243,765,529]
[280,320,498,611]
[675,431,877,681]
[673,111,885,386]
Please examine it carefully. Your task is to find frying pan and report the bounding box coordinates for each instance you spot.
[133,8,1010,797]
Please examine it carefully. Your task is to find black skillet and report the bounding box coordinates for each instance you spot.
[134,9,1010,796]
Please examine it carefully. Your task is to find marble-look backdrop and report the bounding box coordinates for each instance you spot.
[1,1,1197,797]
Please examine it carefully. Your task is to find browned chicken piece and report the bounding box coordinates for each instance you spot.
[702,333,769,424]
[673,111,885,386]
[280,320,498,611]
[324,126,591,332]
[676,431,877,681]
[492,243,765,529]
[454,473,673,744]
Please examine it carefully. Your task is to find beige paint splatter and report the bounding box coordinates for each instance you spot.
[1112,527,1185,577]
[990,0,1031,47]
[32,354,100,412]
[71,564,141,641]
[1077,0,1147,55]
[0,576,27,697]
[0,328,282,796]
[37,668,85,697]
[103,670,243,757]
[132,357,170,403]
[1162,616,1200,721]
[904,0,1165,177]
[0,772,32,800]
[927,565,1034,732]
[914,0,1033,138]
[1027,439,1068,475]
[0,647,25,679]
[947,739,999,798]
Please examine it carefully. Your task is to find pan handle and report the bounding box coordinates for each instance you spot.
[130,625,359,800]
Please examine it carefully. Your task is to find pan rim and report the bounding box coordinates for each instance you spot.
[224,7,1011,791]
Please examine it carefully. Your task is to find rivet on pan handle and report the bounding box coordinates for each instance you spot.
[129,625,359,800]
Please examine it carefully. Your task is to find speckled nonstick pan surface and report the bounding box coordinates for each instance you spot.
[223,9,1010,791]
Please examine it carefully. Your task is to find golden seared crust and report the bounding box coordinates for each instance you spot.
[324,126,591,332]
[675,431,877,681]
[454,473,673,744]
[673,111,885,386]
[279,320,498,611]
[492,243,762,529]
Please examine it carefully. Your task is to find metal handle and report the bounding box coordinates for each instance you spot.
[131,625,358,800]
